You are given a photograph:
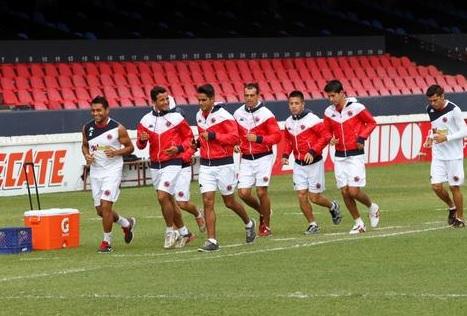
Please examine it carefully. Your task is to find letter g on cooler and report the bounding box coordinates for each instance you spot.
[61,217,70,234]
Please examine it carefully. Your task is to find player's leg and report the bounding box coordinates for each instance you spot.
[198,166,220,252]
[238,159,262,222]
[254,155,275,234]
[431,159,456,224]
[293,164,319,234]
[447,159,465,227]
[174,166,205,232]
[307,159,342,225]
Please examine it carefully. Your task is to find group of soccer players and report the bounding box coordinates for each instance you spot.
[82,80,466,253]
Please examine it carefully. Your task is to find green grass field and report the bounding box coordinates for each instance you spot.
[1,161,466,315]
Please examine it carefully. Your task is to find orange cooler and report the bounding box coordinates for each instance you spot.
[24,208,80,250]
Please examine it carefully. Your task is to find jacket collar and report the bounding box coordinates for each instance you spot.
[292,109,310,120]
[152,107,176,117]
[244,101,264,113]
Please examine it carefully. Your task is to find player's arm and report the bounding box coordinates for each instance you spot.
[105,125,134,157]
[310,122,332,157]
[323,116,338,145]
[208,120,240,145]
[356,109,376,148]
[165,120,194,155]
[81,126,94,165]
[254,117,282,145]
[446,107,467,142]
[281,128,292,165]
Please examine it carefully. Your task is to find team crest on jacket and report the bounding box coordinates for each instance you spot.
[300,125,305,130]
[255,117,260,122]
[166,121,171,127]
[197,119,202,123]
[149,124,154,128]
[443,117,448,123]
[263,176,269,182]
[348,111,353,116]
[107,134,113,140]
[227,185,233,191]
[211,118,216,123]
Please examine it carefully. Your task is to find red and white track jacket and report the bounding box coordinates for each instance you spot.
[323,98,376,157]
[233,102,282,158]
[282,110,331,164]
[137,108,193,166]
[196,104,239,166]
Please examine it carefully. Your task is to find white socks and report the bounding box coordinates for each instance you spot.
[208,238,218,244]
[103,232,112,244]
[245,220,254,228]
[178,226,189,236]
[117,216,130,228]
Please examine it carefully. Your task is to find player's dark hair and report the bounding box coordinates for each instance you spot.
[324,80,344,93]
[426,84,444,97]
[244,82,260,94]
[150,86,167,101]
[288,90,304,101]
[197,84,215,98]
[91,95,109,109]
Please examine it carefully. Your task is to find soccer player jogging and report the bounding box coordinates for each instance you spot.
[169,100,206,233]
[282,90,342,234]
[81,96,136,253]
[233,83,281,236]
[137,86,195,249]
[195,84,256,252]
[323,80,380,234]
[423,84,467,228]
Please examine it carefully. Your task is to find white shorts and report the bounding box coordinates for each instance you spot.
[90,173,121,207]
[199,163,237,195]
[174,166,192,201]
[150,165,181,195]
[238,154,274,189]
[431,158,464,186]
[334,155,366,189]
[293,159,325,193]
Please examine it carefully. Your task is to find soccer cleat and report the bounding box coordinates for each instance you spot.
[97,241,112,253]
[329,201,343,225]
[198,240,220,252]
[369,203,380,228]
[304,223,320,235]
[258,224,272,237]
[245,219,256,243]
[349,223,366,234]
[175,232,196,248]
[163,231,179,249]
[448,209,457,226]
[195,209,206,233]
[452,218,465,228]
[122,217,136,244]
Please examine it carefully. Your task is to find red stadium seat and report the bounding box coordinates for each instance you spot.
[98,63,113,75]
[71,63,86,76]
[75,87,91,102]
[16,77,31,91]
[84,63,99,75]
[100,74,115,87]
[124,62,139,74]
[86,74,101,88]
[127,73,142,86]
[44,64,59,77]
[16,64,31,78]
[103,86,119,100]
[58,75,73,89]
[191,72,205,84]
[2,90,19,104]
[0,77,15,90]
[57,63,72,76]
[130,85,146,99]
[31,64,45,77]
[62,88,77,102]
[17,89,33,105]
[89,87,104,99]
[140,72,155,86]
[1,65,16,78]
[30,76,45,90]
[71,75,87,88]
[112,63,126,75]
[113,73,128,86]
[32,89,48,105]
[117,86,132,100]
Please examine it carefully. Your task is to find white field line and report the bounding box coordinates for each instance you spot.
[2,291,467,300]
[4,224,449,283]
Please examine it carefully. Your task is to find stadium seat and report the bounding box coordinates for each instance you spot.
[30,76,46,90]
[1,65,16,78]
[0,77,15,90]
[2,90,19,104]
[124,62,139,74]
[100,74,115,87]
[62,88,77,102]
[112,63,126,75]
[16,64,31,78]
[98,63,113,75]
[113,73,128,86]
[127,73,142,86]
[32,89,48,105]
[17,89,34,105]
[71,63,86,76]
[130,85,146,99]
[89,87,104,99]
[44,64,59,77]
[71,75,87,88]
[75,87,91,102]
[16,77,31,91]
[191,72,205,84]
[31,64,45,77]
[58,75,74,89]
[57,63,73,76]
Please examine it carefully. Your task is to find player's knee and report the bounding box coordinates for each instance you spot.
[256,187,268,199]
[308,193,320,204]
[238,189,249,200]
[431,184,443,194]
[347,188,360,198]
[297,190,308,201]
[157,191,171,203]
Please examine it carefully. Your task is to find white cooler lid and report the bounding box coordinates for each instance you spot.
[24,208,80,217]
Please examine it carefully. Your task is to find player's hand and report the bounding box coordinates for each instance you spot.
[246,133,257,142]
[233,145,241,153]
[104,148,117,158]
[139,131,149,142]
[423,138,433,148]
[200,131,209,140]
[282,158,289,165]
[304,153,314,164]
[356,142,364,150]
[164,146,179,155]
[330,136,339,145]
[84,153,94,164]
[433,133,447,144]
